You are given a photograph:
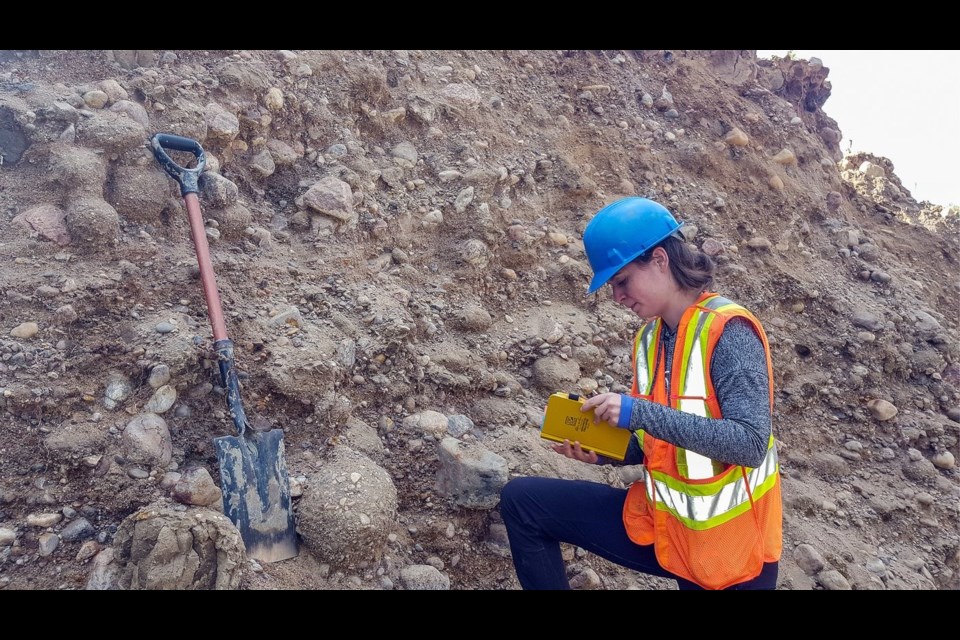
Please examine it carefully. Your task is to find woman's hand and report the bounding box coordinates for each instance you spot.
[581,392,622,426]
[551,439,599,464]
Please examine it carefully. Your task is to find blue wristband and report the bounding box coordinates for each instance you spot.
[617,394,634,428]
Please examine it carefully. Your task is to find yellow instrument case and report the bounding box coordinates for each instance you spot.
[540,392,632,461]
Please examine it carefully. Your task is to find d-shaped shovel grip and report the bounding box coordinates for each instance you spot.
[151,133,206,196]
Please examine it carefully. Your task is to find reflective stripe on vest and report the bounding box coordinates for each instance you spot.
[674,301,721,478]
[639,434,779,529]
[631,320,661,450]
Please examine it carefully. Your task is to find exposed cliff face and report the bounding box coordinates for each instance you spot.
[0,49,956,591]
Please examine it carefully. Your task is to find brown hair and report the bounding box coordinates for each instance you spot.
[633,235,714,292]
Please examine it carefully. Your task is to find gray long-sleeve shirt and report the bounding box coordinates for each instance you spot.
[620,317,771,469]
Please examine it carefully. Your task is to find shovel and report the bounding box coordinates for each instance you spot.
[151,133,298,563]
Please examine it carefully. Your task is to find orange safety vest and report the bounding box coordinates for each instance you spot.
[622,292,783,589]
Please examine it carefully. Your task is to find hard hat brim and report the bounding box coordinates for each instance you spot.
[585,223,684,295]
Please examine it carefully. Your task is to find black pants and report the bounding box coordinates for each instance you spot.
[499,476,778,590]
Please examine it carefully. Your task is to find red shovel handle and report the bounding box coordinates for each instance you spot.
[183,192,228,342]
[150,133,227,343]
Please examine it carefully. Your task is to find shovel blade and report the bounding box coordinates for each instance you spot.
[214,429,298,563]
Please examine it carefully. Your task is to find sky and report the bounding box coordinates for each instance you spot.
[757,50,960,208]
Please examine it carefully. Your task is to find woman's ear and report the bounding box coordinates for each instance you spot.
[652,246,669,271]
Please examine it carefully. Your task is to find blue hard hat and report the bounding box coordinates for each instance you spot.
[583,197,683,294]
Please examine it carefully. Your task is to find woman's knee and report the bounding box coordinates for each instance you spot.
[499,476,531,510]
[500,476,547,520]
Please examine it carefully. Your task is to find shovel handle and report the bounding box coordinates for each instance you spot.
[151,133,206,196]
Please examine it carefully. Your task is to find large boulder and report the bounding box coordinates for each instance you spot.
[296,446,397,569]
[102,502,244,590]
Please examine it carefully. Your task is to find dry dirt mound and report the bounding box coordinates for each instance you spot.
[0,49,956,590]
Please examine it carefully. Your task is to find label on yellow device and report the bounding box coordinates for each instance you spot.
[540,392,632,461]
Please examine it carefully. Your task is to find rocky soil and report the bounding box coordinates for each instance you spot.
[0,49,957,591]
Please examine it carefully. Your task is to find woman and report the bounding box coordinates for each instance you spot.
[499,197,783,590]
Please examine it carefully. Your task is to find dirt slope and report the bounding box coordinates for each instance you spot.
[0,49,956,590]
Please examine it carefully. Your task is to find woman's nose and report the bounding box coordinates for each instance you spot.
[612,284,626,304]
